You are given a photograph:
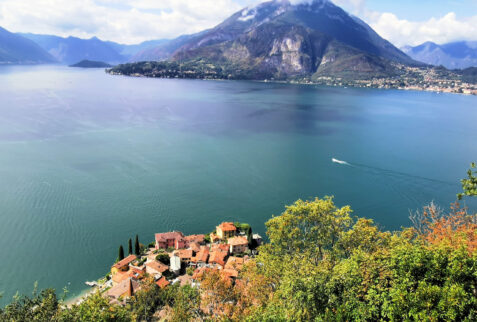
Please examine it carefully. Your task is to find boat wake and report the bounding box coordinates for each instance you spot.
[331,157,454,186]
[332,158,350,165]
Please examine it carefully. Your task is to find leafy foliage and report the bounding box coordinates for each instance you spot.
[458,162,477,200]
[2,195,477,321]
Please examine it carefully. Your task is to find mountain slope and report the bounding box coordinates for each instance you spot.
[132,0,416,79]
[403,41,477,69]
[0,27,55,64]
[19,34,127,64]
[175,0,418,79]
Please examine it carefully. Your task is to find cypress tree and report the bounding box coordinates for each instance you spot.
[135,235,140,255]
[247,227,253,247]
[128,238,133,255]
[118,245,125,261]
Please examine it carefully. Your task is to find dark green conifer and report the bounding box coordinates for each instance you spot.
[128,238,133,255]
[134,235,140,255]
[118,245,124,261]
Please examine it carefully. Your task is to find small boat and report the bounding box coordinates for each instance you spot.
[85,281,98,287]
[332,158,348,165]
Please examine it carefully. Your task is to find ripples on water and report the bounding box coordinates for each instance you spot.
[0,65,476,305]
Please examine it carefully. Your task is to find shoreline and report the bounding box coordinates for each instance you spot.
[107,71,477,97]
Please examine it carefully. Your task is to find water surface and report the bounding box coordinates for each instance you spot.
[0,65,476,304]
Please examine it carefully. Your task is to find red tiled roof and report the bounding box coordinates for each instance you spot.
[209,250,228,267]
[112,255,137,269]
[228,236,248,246]
[146,261,169,273]
[176,249,193,260]
[189,242,201,253]
[156,276,170,289]
[218,222,236,232]
[107,278,141,298]
[191,246,209,263]
[112,270,134,284]
[155,231,185,243]
[212,243,229,253]
[184,234,205,243]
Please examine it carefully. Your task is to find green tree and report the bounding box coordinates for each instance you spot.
[58,291,131,321]
[156,253,170,265]
[135,235,140,256]
[128,238,133,255]
[118,245,125,261]
[458,162,477,200]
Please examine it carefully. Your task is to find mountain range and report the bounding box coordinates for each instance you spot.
[0,27,55,64]
[4,0,477,77]
[402,41,477,70]
[122,0,420,80]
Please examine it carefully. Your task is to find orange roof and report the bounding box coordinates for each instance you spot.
[191,246,209,263]
[189,242,201,253]
[228,236,248,246]
[212,243,229,253]
[209,250,228,267]
[184,234,205,244]
[176,249,193,259]
[113,254,137,269]
[107,278,141,298]
[146,261,169,273]
[112,270,135,284]
[218,222,237,232]
[225,256,244,270]
[156,276,170,289]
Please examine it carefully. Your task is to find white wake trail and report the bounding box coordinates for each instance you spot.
[332,158,350,165]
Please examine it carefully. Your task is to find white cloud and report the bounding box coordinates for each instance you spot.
[0,0,261,44]
[0,0,476,46]
[368,12,477,47]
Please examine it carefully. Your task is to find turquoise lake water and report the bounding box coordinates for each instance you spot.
[0,65,476,305]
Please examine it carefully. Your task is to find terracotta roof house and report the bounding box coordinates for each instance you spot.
[112,270,134,285]
[228,236,249,254]
[209,250,228,268]
[184,234,205,245]
[191,246,209,267]
[211,243,230,254]
[155,231,186,250]
[216,222,237,240]
[146,261,169,276]
[225,256,245,271]
[106,278,141,300]
[156,276,170,289]
[189,242,201,254]
[175,249,193,263]
[111,255,137,275]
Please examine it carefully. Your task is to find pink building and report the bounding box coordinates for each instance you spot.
[155,231,186,250]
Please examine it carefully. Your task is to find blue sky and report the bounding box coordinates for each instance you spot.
[0,0,476,46]
[362,0,477,20]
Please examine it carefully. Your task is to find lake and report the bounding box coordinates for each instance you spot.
[0,65,476,305]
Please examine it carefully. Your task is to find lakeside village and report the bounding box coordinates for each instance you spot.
[84,222,261,306]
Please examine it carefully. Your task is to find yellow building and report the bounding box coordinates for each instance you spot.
[216,222,237,240]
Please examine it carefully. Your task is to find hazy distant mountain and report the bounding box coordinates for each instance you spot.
[132,0,417,79]
[69,59,112,68]
[19,33,127,64]
[130,33,207,62]
[0,27,55,64]
[402,41,477,69]
[107,39,170,58]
